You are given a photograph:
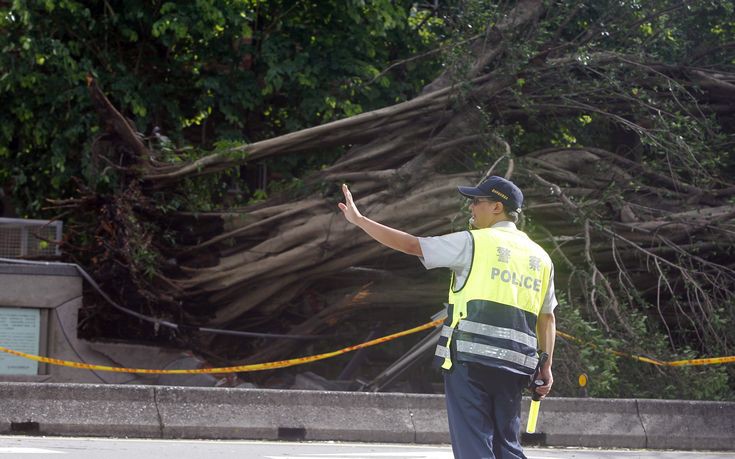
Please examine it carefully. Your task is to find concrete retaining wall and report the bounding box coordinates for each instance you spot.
[0,382,733,451]
[0,262,196,385]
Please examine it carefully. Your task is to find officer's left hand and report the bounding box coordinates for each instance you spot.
[535,366,553,399]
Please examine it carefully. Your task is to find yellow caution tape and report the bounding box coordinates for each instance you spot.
[556,330,735,367]
[0,318,445,374]
[4,320,731,374]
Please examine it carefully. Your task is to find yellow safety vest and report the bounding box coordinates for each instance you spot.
[434,226,552,375]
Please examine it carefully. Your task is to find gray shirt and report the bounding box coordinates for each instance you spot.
[418,221,558,314]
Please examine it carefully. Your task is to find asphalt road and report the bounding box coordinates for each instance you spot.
[1,437,733,459]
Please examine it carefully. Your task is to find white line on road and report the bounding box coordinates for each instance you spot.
[265,453,453,458]
[0,447,65,454]
[264,453,558,459]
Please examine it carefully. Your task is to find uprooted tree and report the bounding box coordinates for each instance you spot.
[43,0,735,398]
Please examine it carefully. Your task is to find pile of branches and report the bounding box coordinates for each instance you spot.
[56,0,734,392]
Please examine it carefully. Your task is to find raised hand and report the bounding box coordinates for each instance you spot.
[337,184,363,225]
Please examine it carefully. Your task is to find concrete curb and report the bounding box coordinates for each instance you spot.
[0,383,160,438]
[527,398,647,449]
[0,382,733,451]
[637,399,735,450]
[156,386,421,443]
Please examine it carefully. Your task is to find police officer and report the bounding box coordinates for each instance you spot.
[338,176,556,459]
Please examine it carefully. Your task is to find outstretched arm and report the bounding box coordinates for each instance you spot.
[338,184,423,257]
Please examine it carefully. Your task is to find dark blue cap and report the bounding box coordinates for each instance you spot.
[457,176,523,212]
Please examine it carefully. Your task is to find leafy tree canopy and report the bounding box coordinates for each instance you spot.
[1,0,449,214]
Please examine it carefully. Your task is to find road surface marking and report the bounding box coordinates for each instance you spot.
[265,453,453,459]
[265,453,558,459]
[0,447,65,454]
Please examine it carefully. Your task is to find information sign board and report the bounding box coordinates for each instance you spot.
[0,307,40,375]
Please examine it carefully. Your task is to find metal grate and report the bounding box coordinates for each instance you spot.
[0,218,62,258]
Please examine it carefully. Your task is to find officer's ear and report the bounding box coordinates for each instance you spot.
[490,201,505,215]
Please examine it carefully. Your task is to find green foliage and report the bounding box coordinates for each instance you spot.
[0,0,449,215]
[556,298,734,401]
[504,0,735,183]
[554,298,622,397]
[605,306,733,401]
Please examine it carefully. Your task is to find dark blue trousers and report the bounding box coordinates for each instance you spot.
[443,362,528,459]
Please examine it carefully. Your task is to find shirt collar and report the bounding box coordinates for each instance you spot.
[491,221,517,230]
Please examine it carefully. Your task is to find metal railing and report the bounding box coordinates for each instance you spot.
[0,218,62,258]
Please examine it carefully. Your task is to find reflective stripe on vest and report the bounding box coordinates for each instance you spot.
[456,341,539,371]
[435,345,450,359]
[456,320,537,348]
[435,339,539,371]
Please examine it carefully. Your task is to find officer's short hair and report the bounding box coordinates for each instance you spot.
[506,209,520,224]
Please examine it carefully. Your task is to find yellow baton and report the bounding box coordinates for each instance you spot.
[526,351,549,433]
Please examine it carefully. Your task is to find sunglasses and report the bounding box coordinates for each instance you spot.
[470,197,493,205]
